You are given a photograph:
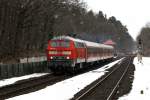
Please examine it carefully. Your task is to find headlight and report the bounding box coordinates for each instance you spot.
[49,51,57,54]
[66,56,70,59]
[62,51,71,55]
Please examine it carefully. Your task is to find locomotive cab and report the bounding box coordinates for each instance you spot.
[46,37,77,72]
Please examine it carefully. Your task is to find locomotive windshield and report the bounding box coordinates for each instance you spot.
[50,40,70,47]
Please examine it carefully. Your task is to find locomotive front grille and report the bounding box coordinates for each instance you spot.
[53,56,66,60]
[48,58,74,67]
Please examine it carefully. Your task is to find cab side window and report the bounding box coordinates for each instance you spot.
[75,42,85,48]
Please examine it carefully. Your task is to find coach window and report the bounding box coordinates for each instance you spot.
[87,47,92,54]
[103,48,105,56]
[100,48,102,56]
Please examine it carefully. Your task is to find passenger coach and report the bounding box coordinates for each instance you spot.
[46,36,114,73]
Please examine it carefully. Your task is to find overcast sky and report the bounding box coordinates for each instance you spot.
[84,0,150,40]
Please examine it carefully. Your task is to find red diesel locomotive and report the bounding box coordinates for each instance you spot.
[46,36,114,73]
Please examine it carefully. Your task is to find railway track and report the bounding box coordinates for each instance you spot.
[0,73,68,99]
[0,57,119,100]
[73,57,133,100]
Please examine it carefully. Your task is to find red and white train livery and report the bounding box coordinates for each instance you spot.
[46,36,114,73]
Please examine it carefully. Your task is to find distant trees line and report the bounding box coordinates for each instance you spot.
[137,23,150,56]
[0,0,134,62]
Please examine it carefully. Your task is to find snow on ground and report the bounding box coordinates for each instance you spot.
[0,73,48,87]
[8,58,124,100]
[119,57,150,100]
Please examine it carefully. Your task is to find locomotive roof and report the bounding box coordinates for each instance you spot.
[52,36,113,49]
